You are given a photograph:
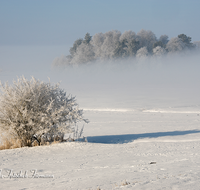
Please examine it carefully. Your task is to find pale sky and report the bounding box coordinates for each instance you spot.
[0,0,200,107]
[0,0,200,46]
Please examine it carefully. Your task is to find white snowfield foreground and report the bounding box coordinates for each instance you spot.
[1,108,200,190]
[83,108,134,112]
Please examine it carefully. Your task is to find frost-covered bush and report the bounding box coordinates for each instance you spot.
[0,76,88,147]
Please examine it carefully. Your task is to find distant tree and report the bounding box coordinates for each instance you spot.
[166,37,185,53]
[84,33,92,44]
[153,46,166,56]
[159,35,169,45]
[68,33,94,65]
[91,33,104,47]
[99,30,121,59]
[153,41,165,49]
[69,38,83,57]
[120,30,136,42]
[114,39,128,58]
[178,34,191,44]
[91,32,105,59]
[137,29,157,53]
[136,47,148,58]
[119,30,139,56]
[126,39,140,56]
[70,43,95,64]
[178,34,194,49]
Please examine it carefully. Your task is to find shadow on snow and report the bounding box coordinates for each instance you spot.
[86,130,200,144]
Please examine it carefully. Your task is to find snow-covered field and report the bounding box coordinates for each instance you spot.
[1,107,200,190]
[0,46,200,189]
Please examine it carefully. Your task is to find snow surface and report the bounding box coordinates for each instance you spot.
[1,46,200,189]
[1,108,200,190]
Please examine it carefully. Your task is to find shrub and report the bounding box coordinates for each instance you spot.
[0,133,22,150]
[0,76,88,147]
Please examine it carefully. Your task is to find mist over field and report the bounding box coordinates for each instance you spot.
[54,53,200,110]
[1,45,200,111]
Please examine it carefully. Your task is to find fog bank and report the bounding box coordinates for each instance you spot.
[1,46,200,110]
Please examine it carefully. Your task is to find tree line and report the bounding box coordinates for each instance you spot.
[53,29,200,66]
